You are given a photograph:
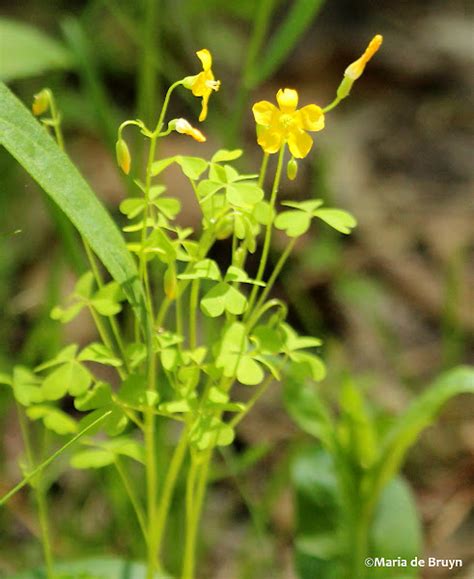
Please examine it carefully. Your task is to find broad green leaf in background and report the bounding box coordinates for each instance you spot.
[291,445,343,579]
[247,0,325,87]
[369,477,422,578]
[0,18,72,81]
[284,363,334,451]
[0,83,146,329]
[371,365,474,496]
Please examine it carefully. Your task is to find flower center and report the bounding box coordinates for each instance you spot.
[279,113,295,129]
[205,79,220,91]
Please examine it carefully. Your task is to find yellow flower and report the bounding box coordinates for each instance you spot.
[344,34,383,81]
[184,49,221,122]
[173,118,206,143]
[252,88,325,158]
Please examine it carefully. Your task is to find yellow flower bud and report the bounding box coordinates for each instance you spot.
[116,138,131,175]
[164,263,177,300]
[32,89,50,116]
[287,157,298,181]
[344,34,383,81]
[173,118,206,143]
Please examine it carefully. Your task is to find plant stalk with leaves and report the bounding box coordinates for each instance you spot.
[0,37,390,579]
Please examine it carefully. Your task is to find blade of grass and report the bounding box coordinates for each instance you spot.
[0,410,112,506]
[247,0,325,88]
[0,82,146,329]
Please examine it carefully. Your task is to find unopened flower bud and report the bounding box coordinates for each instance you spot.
[164,263,177,300]
[287,157,298,180]
[171,118,206,143]
[215,215,234,240]
[344,34,383,81]
[116,138,131,175]
[32,89,50,116]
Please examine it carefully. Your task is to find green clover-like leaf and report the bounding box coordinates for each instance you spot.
[313,208,357,234]
[274,210,312,237]
[200,283,247,317]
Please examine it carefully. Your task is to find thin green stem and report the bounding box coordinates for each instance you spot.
[83,240,130,372]
[145,409,158,579]
[1,411,112,506]
[247,145,286,314]
[258,152,270,188]
[114,458,148,544]
[16,406,54,578]
[189,279,200,350]
[47,90,64,151]
[229,375,273,429]
[247,238,296,328]
[182,455,199,579]
[323,96,342,113]
[155,428,189,559]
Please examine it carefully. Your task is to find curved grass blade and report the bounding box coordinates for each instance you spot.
[371,365,474,495]
[247,0,325,88]
[0,82,146,328]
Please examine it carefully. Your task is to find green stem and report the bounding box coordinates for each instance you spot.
[182,451,211,579]
[189,279,200,350]
[182,455,199,579]
[47,90,64,151]
[258,152,270,188]
[83,239,129,372]
[155,428,189,559]
[246,145,286,314]
[145,409,158,579]
[114,458,148,544]
[247,238,296,328]
[17,406,54,579]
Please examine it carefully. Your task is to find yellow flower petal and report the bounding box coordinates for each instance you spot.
[296,105,325,132]
[257,127,284,154]
[287,129,313,159]
[199,91,210,122]
[252,101,278,127]
[196,49,212,72]
[276,88,298,112]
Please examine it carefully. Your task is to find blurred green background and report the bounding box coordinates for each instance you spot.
[0,0,473,577]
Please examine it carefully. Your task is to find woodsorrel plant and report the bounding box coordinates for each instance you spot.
[1,37,385,578]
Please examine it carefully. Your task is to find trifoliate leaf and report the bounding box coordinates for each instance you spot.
[42,361,91,400]
[313,208,357,234]
[50,302,84,323]
[26,405,77,435]
[274,210,312,237]
[290,351,326,381]
[74,381,112,411]
[35,344,78,372]
[119,198,146,219]
[78,343,122,367]
[237,356,265,386]
[211,149,243,163]
[12,366,44,406]
[151,156,177,176]
[226,182,264,208]
[176,156,208,180]
[201,283,247,317]
[74,271,95,299]
[178,259,221,281]
[71,448,115,469]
